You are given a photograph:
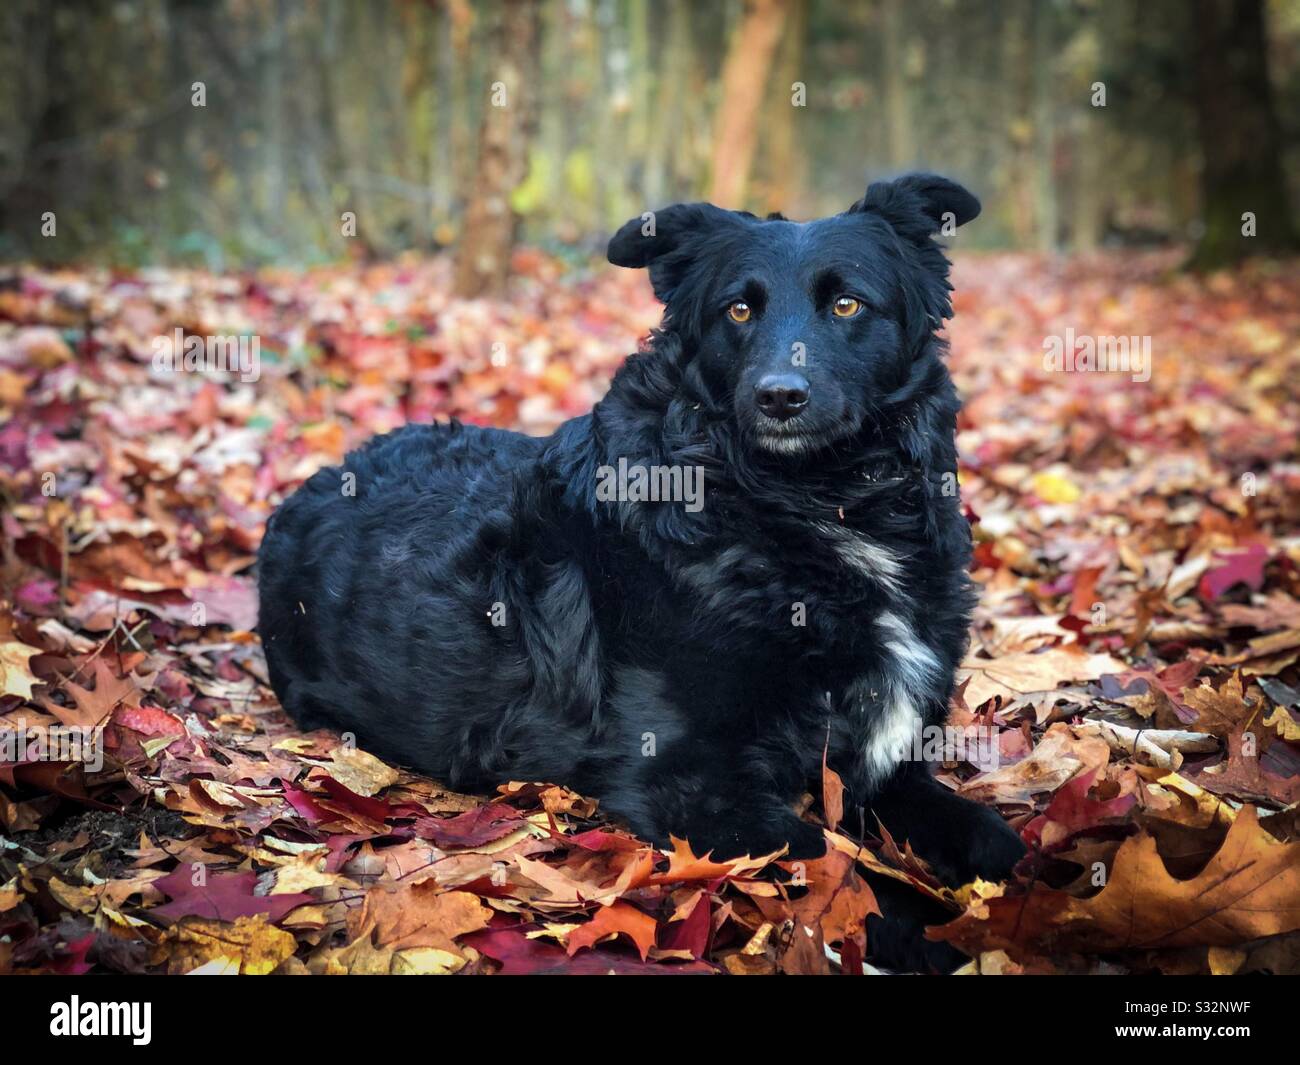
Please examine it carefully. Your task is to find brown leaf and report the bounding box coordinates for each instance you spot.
[821,740,844,833]
[1073,805,1300,948]
[958,646,1125,708]
[42,657,146,729]
[1181,672,1256,738]
[352,882,491,953]
[959,723,1111,807]
[932,806,1300,958]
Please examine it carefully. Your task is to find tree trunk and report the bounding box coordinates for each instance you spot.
[707,0,790,209]
[453,0,540,298]
[882,0,913,170]
[1030,0,1056,253]
[1000,0,1037,249]
[1188,0,1296,270]
[761,0,806,215]
[644,0,692,207]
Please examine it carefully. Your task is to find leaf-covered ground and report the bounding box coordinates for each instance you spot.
[1,251,1299,975]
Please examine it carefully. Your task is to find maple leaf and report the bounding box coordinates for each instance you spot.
[351,882,492,953]
[151,869,312,923]
[1199,543,1270,602]
[1181,671,1257,738]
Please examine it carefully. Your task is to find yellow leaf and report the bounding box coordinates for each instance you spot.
[326,745,399,797]
[1030,470,1081,504]
[163,914,296,975]
[0,641,42,700]
[1263,705,1300,741]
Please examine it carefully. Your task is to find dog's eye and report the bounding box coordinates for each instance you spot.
[832,296,861,318]
[727,301,752,324]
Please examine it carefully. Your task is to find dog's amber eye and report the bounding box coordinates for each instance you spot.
[832,296,861,318]
[728,301,752,323]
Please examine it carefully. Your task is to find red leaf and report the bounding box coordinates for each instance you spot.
[466,928,712,975]
[1022,770,1136,850]
[151,869,312,923]
[659,892,712,959]
[1199,544,1269,602]
[413,804,525,848]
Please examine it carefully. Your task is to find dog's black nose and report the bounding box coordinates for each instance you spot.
[755,373,810,421]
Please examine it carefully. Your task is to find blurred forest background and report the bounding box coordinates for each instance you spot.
[1,0,1298,281]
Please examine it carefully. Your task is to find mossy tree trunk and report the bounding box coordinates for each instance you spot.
[453,0,541,298]
[1188,0,1297,270]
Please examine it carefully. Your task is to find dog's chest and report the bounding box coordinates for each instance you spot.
[759,524,945,780]
[811,520,907,595]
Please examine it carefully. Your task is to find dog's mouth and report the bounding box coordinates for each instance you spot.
[750,412,858,456]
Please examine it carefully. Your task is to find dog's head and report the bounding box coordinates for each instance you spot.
[608,173,978,456]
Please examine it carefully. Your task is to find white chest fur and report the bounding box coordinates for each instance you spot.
[847,610,943,784]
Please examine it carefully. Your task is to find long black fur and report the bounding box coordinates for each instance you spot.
[257,173,1025,970]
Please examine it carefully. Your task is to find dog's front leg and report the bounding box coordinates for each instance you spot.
[602,739,826,862]
[862,760,1024,886]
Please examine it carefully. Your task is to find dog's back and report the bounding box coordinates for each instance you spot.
[257,420,549,783]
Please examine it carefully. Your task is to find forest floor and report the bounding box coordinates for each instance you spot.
[1,249,1299,974]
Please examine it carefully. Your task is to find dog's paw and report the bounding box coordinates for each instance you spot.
[781,818,832,860]
[968,807,1027,881]
[863,874,967,974]
[893,796,1026,887]
[929,802,1025,886]
[681,811,826,862]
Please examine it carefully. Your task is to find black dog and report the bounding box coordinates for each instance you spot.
[258,173,1025,968]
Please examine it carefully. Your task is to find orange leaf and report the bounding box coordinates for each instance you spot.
[565,900,658,961]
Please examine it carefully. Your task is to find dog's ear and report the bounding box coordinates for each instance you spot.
[849,173,980,240]
[608,203,742,303]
